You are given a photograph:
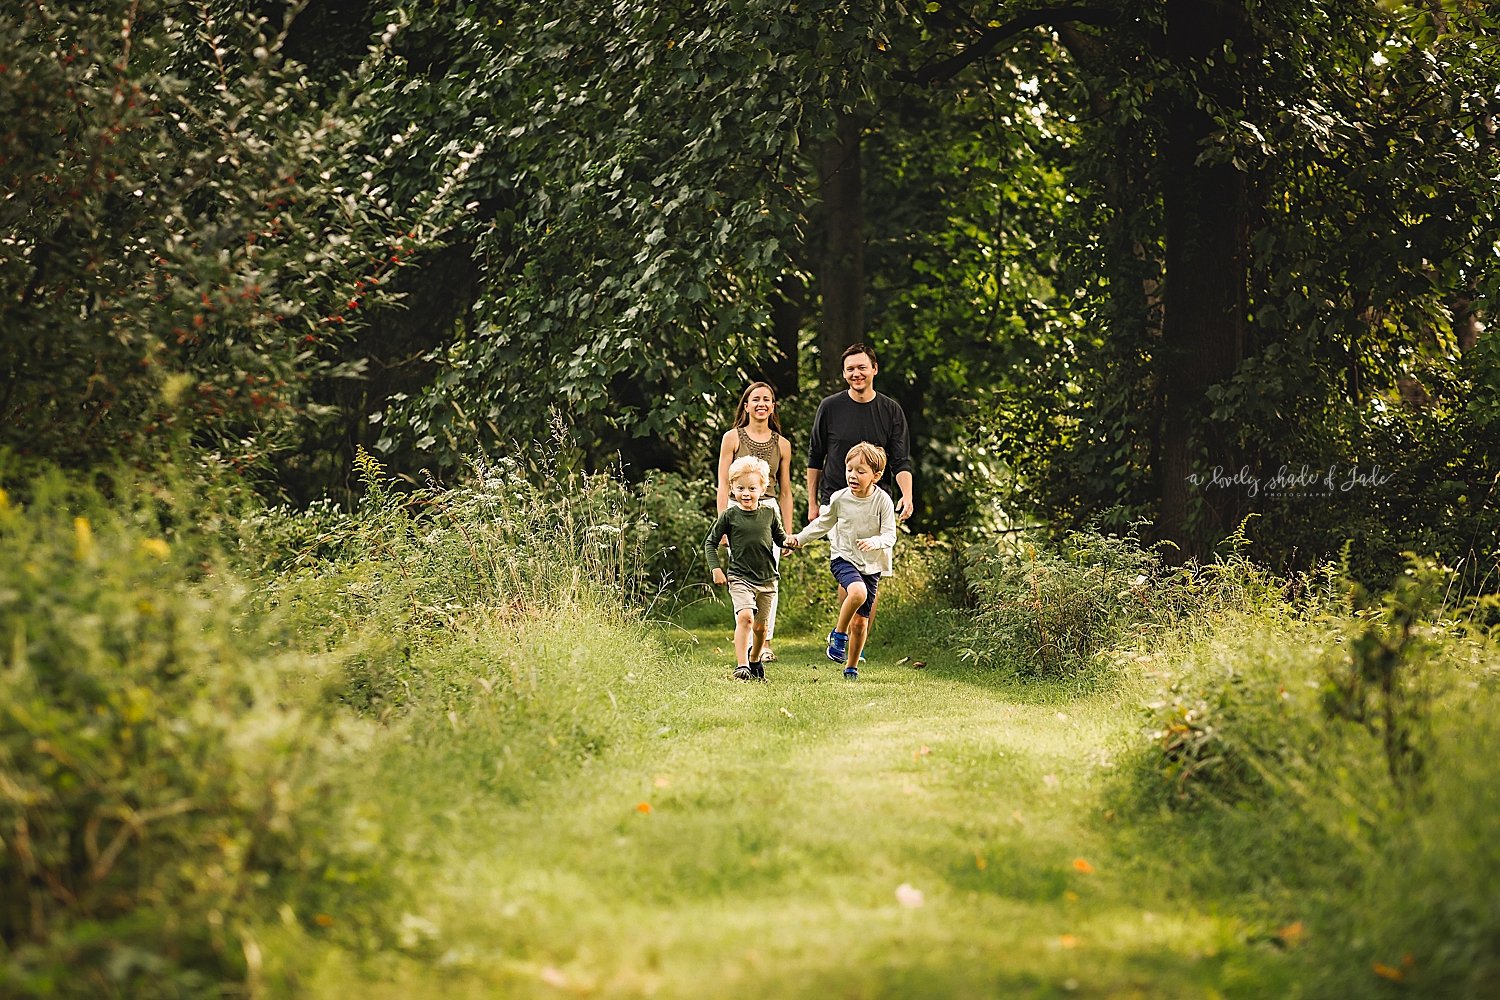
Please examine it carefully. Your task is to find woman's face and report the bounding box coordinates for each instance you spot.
[744,387,775,423]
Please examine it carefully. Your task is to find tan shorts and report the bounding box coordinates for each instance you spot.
[727,578,777,624]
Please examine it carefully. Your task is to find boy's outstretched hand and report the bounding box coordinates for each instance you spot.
[711,568,727,586]
[781,537,801,551]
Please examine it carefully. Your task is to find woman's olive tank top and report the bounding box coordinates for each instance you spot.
[734,426,782,496]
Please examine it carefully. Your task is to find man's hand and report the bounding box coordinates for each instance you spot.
[711,568,727,586]
[897,495,914,520]
[807,501,821,522]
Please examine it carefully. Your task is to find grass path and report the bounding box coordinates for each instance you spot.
[304,604,1296,998]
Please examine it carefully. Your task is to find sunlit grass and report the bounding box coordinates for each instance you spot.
[280,599,1307,999]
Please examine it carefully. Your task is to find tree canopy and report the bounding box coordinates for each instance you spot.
[4,0,1497,581]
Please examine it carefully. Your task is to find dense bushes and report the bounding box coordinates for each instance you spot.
[0,2,465,472]
[1116,556,1500,998]
[0,471,383,998]
[954,526,1164,678]
[0,450,674,995]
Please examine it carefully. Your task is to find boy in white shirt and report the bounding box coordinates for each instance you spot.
[785,442,896,679]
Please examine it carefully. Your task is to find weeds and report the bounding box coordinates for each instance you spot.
[1118,551,1500,999]
[0,468,384,998]
[956,525,1163,678]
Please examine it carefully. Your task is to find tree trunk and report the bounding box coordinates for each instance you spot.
[817,111,865,389]
[768,270,803,398]
[1156,0,1250,560]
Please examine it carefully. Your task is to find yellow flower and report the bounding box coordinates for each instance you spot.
[140,538,171,560]
[74,517,94,559]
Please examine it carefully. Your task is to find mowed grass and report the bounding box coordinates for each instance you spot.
[292,597,1298,999]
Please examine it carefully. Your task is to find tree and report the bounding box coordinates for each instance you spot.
[0,0,461,474]
[893,0,1498,561]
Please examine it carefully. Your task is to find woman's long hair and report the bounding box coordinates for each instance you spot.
[732,381,783,435]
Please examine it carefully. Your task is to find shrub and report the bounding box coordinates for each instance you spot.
[1134,617,1345,807]
[956,526,1162,677]
[634,470,716,601]
[0,469,384,998]
[0,2,465,472]
[243,449,662,712]
[1117,559,1500,998]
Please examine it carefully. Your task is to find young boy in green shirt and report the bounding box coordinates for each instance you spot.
[703,456,788,680]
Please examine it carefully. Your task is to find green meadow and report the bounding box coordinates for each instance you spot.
[5,464,1495,998]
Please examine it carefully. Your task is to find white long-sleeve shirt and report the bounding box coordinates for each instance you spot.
[794,487,897,575]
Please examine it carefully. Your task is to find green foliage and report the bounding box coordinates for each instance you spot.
[355,1,894,471]
[1118,573,1500,998]
[0,0,461,471]
[1322,554,1452,797]
[242,446,660,712]
[0,469,384,998]
[633,470,716,601]
[956,526,1162,678]
[1138,619,1345,808]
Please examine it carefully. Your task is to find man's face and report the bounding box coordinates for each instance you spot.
[731,475,766,509]
[842,352,876,395]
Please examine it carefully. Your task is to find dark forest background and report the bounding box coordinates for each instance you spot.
[5,0,1497,585]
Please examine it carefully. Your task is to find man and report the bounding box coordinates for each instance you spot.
[804,343,913,654]
[806,343,914,522]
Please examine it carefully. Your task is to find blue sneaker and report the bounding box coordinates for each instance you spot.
[826,630,848,664]
[843,664,859,679]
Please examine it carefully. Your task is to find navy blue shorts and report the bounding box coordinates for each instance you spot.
[830,557,880,618]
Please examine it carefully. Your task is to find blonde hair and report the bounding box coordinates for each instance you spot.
[845,441,888,476]
[727,455,770,488]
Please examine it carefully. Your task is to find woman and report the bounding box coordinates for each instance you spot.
[716,381,794,662]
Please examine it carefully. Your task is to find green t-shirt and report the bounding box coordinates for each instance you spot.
[703,504,786,585]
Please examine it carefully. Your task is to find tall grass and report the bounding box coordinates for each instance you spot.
[1,447,669,997]
[1114,553,1500,998]
[0,466,381,999]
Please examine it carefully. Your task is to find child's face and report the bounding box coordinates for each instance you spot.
[731,475,766,509]
[845,458,878,496]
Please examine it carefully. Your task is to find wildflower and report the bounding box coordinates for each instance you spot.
[74,516,94,559]
[1072,858,1096,874]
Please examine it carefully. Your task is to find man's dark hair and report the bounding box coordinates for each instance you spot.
[841,343,877,367]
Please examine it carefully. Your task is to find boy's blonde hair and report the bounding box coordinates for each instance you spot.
[845,441,888,477]
[727,455,770,488]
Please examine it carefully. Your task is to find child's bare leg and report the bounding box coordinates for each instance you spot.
[763,591,779,652]
[734,608,754,665]
[749,619,767,662]
[835,582,868,634]
[846,613,871,667]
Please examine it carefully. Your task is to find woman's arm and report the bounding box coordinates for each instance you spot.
[777,436,794,529]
